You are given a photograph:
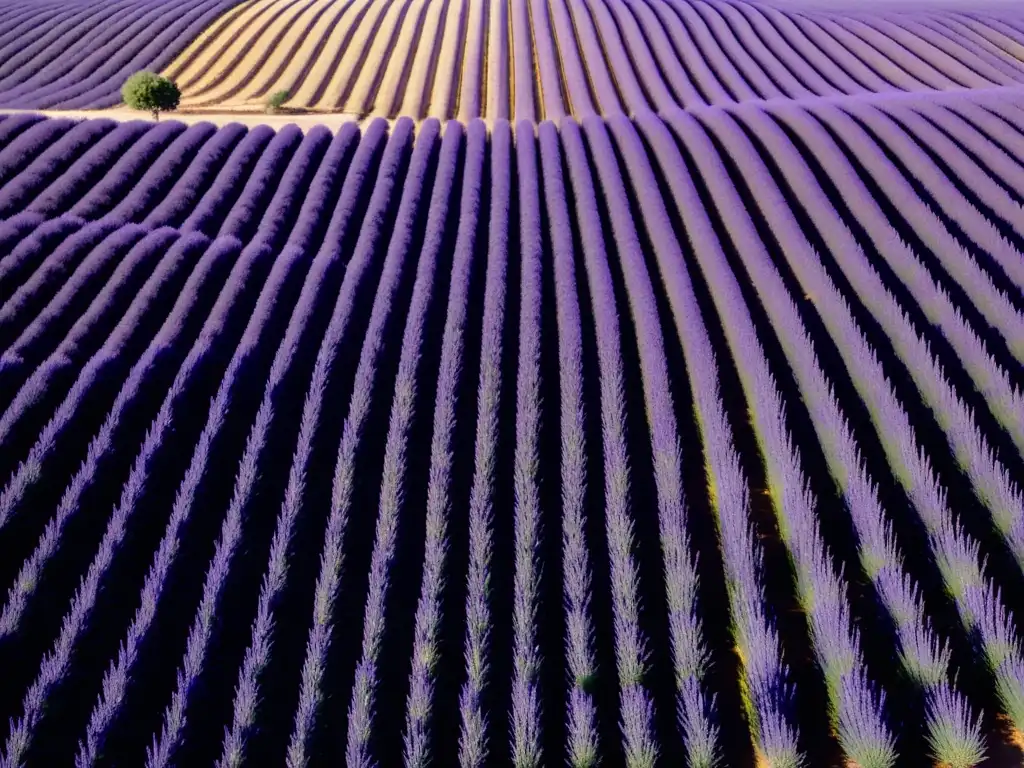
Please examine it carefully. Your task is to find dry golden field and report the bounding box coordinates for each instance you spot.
[163,0,1024,119]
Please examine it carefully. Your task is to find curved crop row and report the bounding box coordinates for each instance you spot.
[146,0,1024,119]
[1,109,1024,768]
[0,0,248,109]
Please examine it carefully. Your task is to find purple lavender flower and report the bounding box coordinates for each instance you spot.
[284,117,418,768]
[27,120,152,217]
[560,116,658,767]
[538,119,600,768]
[217,124,303,242]
[0,118,116,217]
[66,120,186,220]
[180,125,276,237]
[249,126,333,251]
[142,122,248,229]
[456,118,512,768]
[403,118,487,768]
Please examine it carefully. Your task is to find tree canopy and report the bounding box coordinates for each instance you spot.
[122,72,180,120]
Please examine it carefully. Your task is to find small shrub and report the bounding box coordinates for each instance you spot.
[267,90,290,113]
[122,72,180,121]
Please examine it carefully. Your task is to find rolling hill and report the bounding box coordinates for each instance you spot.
[0,0,247,110]
[1,1,1024,767]
[159,0,1024,118]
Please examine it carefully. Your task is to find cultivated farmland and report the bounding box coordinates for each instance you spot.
[0,0,247,110]
[2,1,1024,768]
[159,0,1024,118]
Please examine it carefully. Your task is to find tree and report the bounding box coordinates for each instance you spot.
[122,72,180,121]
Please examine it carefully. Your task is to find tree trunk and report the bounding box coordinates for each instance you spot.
[152,109,159,121]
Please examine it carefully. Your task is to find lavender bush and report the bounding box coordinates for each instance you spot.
[1,97,1024,767]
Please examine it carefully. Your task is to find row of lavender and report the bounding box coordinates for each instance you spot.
[0,113,342,249]
[0,0,245,110]
[534,0,1024,115]
[0,101,1023,767]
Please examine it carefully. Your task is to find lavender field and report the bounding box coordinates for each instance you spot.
[0,0,246,110]
[2,1,1024,768]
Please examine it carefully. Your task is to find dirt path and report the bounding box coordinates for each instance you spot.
[0,107,383,130]
[2,81,1022,133]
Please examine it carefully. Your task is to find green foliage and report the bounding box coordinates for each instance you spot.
[122,72,180,120]
[267,89,290,113]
